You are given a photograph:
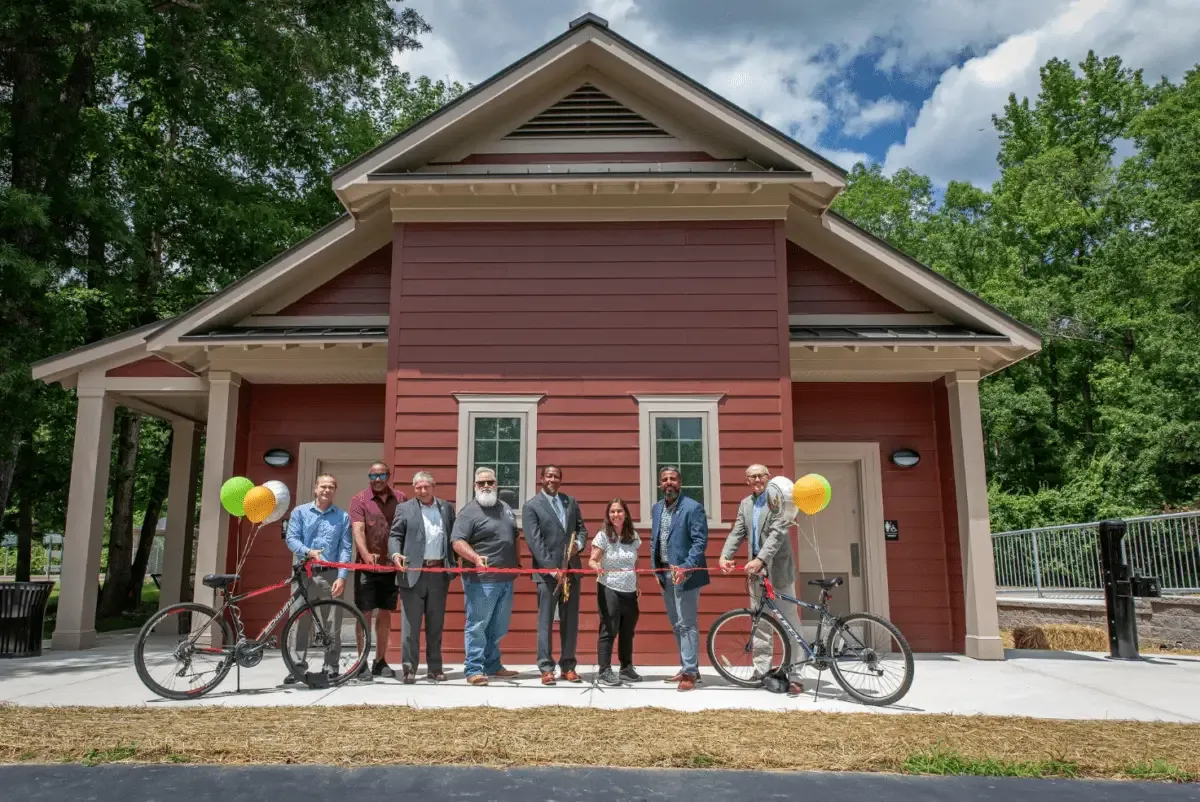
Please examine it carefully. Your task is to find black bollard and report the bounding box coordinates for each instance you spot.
[1097,519,1139,660]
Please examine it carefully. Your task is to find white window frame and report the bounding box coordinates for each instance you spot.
[454,394,543,516]
[633,394,725,529]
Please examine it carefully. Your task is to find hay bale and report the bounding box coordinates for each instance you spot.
[1012,623,1108,651]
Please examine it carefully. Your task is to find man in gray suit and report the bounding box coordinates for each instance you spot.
[719,463,804,695]
[388,470,455,684]
[522,465,588,684]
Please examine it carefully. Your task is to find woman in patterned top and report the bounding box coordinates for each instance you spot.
[589,498,642,686]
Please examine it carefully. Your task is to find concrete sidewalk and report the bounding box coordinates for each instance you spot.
[2,631,1199,721]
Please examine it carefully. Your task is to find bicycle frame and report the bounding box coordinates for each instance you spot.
[752,576,838,664]
[191,564,321,654]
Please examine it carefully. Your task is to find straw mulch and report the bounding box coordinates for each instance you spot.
[1003,624,1200,656]
[2,706,1198,778]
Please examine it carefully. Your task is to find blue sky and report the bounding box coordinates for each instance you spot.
[396,0,1200,187]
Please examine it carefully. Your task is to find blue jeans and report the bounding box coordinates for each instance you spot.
[462,580,515,677]
[662,583,701,676]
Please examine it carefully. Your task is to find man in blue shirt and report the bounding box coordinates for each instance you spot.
[282,473,352,684]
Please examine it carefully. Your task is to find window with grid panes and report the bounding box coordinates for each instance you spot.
[654,416,706,504]
[471,416,523,509]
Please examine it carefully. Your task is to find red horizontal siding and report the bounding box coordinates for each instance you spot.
[278,244,390,316]
[793,383,959,652]
[106,356,196,378]
[388,220,790,665]
[787,240,904,315]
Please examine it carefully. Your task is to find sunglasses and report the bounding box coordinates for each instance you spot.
[475,480,496,487]
[368,472,389,481]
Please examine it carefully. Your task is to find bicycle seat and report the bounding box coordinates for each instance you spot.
[807,577,844,590]
[201,573,240,590]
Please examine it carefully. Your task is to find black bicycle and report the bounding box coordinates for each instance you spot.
[133,560,370,700]
[706,574,914,706]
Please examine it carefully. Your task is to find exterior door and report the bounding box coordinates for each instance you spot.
[313,458,377,609]
[790,453,866,640]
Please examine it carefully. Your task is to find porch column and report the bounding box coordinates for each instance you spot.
[191,371,241,609]
[945,370,1004,660]
[158,420,201,610]
[52,369,116,650]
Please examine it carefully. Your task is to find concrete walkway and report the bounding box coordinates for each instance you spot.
[2,632,1199,721]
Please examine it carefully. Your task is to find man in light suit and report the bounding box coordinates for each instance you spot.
[650,465,710,692]
[523,465,588,684]
[388,471,455,684]
[720,463,804,695]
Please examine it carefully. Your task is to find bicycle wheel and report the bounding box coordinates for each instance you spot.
[134,602,235,700]
[706,608,792,688]
[280,598,370,686]
[825,611,914,706]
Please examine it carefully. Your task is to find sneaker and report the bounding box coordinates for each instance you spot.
[372,659,395,679]
[355,663,373,682]
[283,674,299,685]
[619,667,642,682]
[598,668,621,687]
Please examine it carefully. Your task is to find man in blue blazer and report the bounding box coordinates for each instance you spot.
[650,465,710,691]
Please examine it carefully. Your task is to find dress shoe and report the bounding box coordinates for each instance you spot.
[665,672,701,684]
[402,670,416,685]
[787,681,804,696]
[541,671,557,686]
[467,674,489,686]
[559,669,582,683]
[489,668,519,678]
[677,674,697,692]
[426,671,447,682]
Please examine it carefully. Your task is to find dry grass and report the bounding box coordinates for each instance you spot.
[2,705,1198,780]
[1001,625,1200,656]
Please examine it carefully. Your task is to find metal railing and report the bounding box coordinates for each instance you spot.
[992,511,1200,598]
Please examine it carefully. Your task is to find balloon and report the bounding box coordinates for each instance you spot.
[262,480,291,525]
[765,476,798,522]
[242,485,277,524]
[793,473,832,515]
[220,477,255,517]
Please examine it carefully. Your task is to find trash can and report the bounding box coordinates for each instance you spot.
[0,581,56,658]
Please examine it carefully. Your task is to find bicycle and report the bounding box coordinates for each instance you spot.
[706,574,914,706]
[133,560,371,700]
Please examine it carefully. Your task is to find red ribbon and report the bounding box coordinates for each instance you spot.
[306,558,752,579]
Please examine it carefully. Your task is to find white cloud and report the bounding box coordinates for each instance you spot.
[884,0,1200,186]
[818,147,873,171]
[841,96,908,137]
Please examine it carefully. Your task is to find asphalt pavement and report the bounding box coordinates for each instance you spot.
[2,764,1197,801]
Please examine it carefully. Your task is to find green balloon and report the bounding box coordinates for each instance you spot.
[220,476,255,517]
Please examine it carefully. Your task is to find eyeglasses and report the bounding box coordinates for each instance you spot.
[368,473,389,481]
[475,480,496,487]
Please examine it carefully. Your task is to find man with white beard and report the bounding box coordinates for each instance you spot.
[451,466,522,686]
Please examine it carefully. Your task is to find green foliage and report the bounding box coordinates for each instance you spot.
[902,744,1080,778]
[834,51,1200,530]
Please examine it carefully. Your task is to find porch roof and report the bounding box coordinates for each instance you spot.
[180,325,388,343]
[789,325,1012,346]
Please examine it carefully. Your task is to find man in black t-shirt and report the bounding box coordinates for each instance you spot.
[452,466,521,686]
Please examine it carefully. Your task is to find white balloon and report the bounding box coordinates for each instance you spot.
[766,476,798,523]
[262,480,291,525]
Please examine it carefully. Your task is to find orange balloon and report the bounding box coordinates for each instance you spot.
[242,485,277,524]
[792,473,832,515]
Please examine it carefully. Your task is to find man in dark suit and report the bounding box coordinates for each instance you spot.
[388,470,455,684]
[522,465,588,684]
[650,465,710,692]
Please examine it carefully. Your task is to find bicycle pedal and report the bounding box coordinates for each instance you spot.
[267,636,278,649]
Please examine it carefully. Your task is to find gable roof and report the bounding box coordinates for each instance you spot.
[331,14,847,194]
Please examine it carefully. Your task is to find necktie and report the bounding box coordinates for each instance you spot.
[553,495,566,528]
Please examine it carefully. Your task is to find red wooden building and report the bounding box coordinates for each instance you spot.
[33,13,1040,664]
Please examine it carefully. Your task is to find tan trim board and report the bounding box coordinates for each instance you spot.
[105,377,208,394]
[392,203,791,224]
[31,321,168,385]
[788,314,950,326]
[107,393,205,425]
[794,441,890,624]
[234,315,391,329]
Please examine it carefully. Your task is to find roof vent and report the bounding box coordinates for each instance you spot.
[504,84,670,140]
[569,12,608,29]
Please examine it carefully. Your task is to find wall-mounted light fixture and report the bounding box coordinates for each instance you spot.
[890,448,921,468]
[263,448,292,468]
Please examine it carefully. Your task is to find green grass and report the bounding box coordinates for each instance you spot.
[1123,760,1197,783]
[82,743,138,767]
[902,745,1080,779]
[41,584,160,640]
